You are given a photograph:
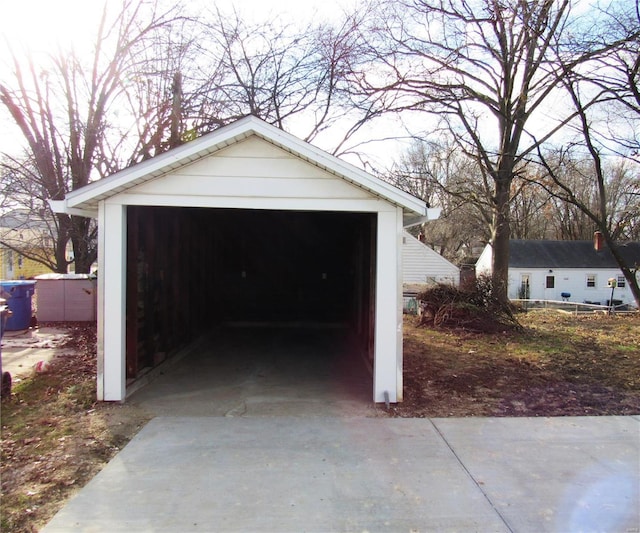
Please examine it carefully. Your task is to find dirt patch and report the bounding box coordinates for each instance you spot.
[389,312,640,418]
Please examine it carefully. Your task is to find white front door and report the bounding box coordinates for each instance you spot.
[519,274,531,299]
[544,274,556,300]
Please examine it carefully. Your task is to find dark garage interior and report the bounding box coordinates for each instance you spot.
[125,206,377,382]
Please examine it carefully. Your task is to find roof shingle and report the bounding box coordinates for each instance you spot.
[509,240,640,269]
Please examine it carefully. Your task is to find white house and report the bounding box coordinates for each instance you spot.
[476,239,640,307]
[402,231,459,286]
[51,116,430,404]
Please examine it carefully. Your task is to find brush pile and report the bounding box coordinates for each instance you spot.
[417,277,521,333]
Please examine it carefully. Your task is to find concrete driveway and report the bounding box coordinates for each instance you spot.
[41,326,640,532]
[42,416,639,532]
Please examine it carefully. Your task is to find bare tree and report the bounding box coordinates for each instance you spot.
[387,139,491,263]
[584,2,640,161]
[0,0,183,272]
[509,174,555,240]
[528,1,640,306]
[536,148,640,305]
[539,149,640,302]
[0,160,65,272]
[348,0,632,300]
[1,1,387,272]
[190,8,382,157]
[109,13,220,166]
[194,11,321,131]
[106,6,380,162]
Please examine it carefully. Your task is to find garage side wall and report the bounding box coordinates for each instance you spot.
[402,231,460,286]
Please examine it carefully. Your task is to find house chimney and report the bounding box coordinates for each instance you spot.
[594,231,604,251]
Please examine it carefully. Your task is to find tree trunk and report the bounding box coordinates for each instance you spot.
[169,72,183,149]
[622,268,640,309]
[54,214,72,274]
[491,175,512,303]
[607,240,640,309]
[70,216,96,274]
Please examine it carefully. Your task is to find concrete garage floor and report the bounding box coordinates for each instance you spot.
[127,326,378,417]
[42,327,640,532]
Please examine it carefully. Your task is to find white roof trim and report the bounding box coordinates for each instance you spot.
[60,116,425,216]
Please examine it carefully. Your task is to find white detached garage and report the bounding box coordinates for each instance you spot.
[52,117,427,404]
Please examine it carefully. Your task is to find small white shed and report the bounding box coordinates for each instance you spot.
[52,117,428,403]
[34,273,97,321]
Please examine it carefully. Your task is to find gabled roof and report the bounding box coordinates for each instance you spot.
[509,240,640,269]
[52,116,425,218]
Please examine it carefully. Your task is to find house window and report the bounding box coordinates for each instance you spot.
[617,276,626,288]
[546,276,555,289]
[586,274,596,288]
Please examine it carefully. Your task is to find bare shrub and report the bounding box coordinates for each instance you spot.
[417,276,521,332]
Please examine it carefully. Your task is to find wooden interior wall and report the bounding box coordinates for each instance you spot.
[367,215,377,367]
[125,207,138,378]
[126,207,213,379]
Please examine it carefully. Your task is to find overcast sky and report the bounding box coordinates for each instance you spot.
[1,0,350,53]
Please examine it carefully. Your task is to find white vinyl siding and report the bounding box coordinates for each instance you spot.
[401,231,459,285]
[506,267,635,306]
[123,138,374,204]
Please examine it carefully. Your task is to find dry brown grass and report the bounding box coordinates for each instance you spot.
[1,324,150,533]
[392,311,640,418]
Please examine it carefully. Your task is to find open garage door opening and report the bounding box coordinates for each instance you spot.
[125,206,377,392]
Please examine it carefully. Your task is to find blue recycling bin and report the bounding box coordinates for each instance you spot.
[0,280,37,331]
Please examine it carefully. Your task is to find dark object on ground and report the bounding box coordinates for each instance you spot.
[1,371,11,397]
